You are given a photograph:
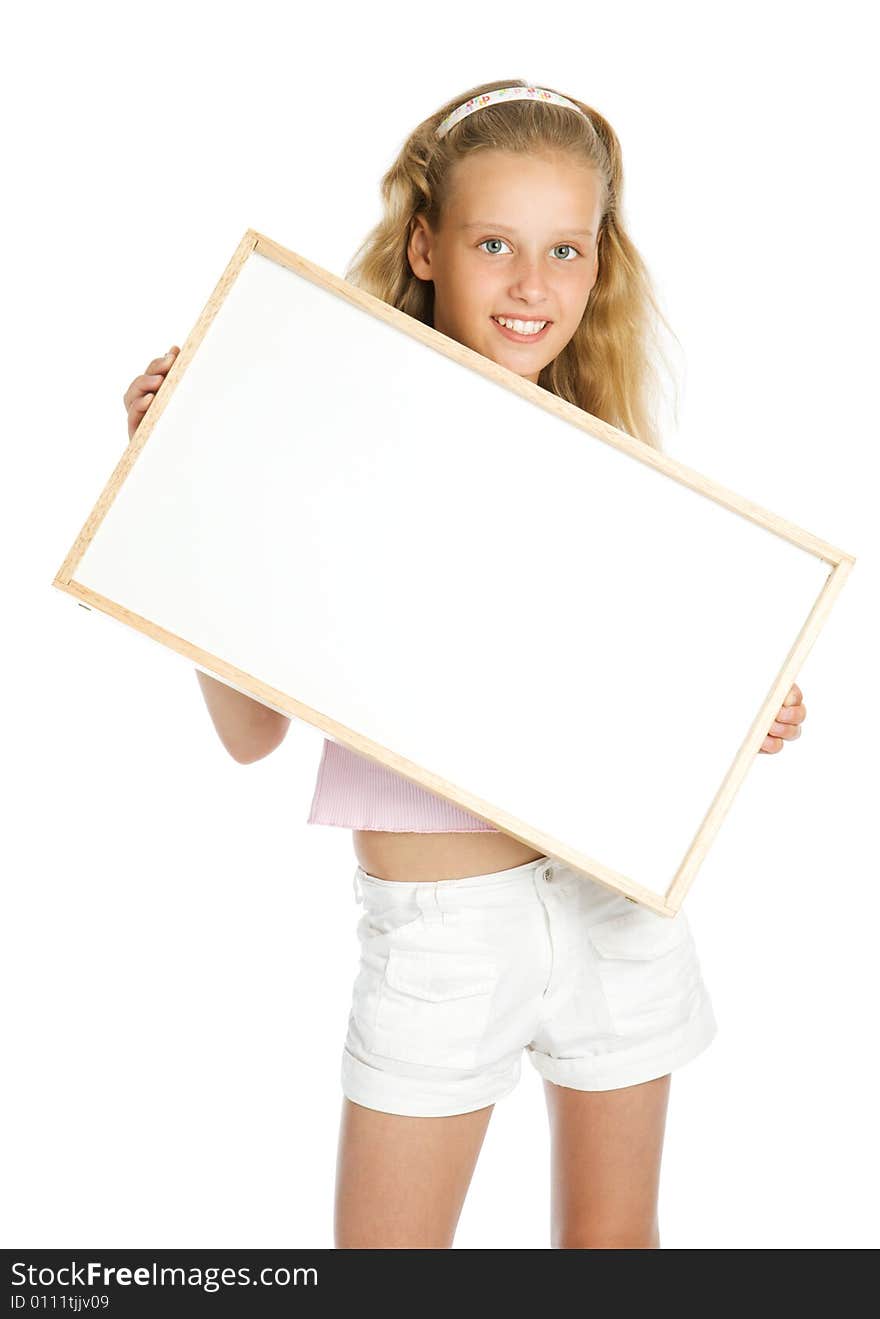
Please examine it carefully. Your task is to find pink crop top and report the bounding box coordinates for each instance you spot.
[307,738,500,832]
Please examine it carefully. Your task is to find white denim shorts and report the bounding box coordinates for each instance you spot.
[341,854,718,1117]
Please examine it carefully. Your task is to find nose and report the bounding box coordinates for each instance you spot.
[507,256,550,309]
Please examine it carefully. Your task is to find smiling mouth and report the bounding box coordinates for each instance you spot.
[490,316,553,342]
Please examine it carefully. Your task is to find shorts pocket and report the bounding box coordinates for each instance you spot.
[587,906,702,1037]
[356,906,423,944]
[366,945,499,1070]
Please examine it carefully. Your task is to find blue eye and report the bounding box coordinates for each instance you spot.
[478,238,580,260]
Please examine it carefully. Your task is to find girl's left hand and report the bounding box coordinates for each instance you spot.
[760,682,806,754]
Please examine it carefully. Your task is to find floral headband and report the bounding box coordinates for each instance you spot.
[435,85,588,141]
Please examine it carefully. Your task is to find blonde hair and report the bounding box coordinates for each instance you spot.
[344,78,681,451]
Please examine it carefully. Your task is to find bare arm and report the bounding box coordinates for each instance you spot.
[195,671,290,764]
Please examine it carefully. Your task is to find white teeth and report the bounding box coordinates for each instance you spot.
[493,316,547,335]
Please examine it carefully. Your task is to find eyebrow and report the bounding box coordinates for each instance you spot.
[459,221,594,237]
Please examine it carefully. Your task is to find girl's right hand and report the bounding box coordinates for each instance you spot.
[123,345,179,442]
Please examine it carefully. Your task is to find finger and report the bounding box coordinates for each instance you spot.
[760,735,784,753]
[769,720,802,740]
[123,347,179,409]
[145,346,179,374]
[775,703,806,725]
[783,683,802,706]
[123,372,165,410]
[127,397,153,440]
[128,394,154,429]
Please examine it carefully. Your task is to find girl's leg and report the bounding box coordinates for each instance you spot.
[543,1073,671,1248]
[334,1097,494,1248]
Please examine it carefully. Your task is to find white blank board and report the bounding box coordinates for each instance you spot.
[55,229,853,915]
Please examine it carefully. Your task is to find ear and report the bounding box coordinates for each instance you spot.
[407,213,434,281]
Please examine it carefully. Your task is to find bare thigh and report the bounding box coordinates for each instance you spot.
[334,1097,494,1248]
[544,1073,671,1248]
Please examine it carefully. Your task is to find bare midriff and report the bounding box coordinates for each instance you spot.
[352,828,546,883]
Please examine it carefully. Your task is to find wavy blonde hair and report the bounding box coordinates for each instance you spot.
[344,78,681,451]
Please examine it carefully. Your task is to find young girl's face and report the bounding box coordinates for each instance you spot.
[408,149,603,384]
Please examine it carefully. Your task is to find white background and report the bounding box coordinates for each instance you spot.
[3,0,877,1249]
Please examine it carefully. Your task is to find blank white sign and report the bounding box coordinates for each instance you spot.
[55,230,853,915]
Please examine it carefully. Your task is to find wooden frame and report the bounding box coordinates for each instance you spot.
[53,229,855,915]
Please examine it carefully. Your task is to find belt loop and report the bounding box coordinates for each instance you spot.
[352,870,363,903]
[415,883,444,925]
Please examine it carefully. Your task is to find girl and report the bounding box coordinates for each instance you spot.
[123,79,807,1249]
